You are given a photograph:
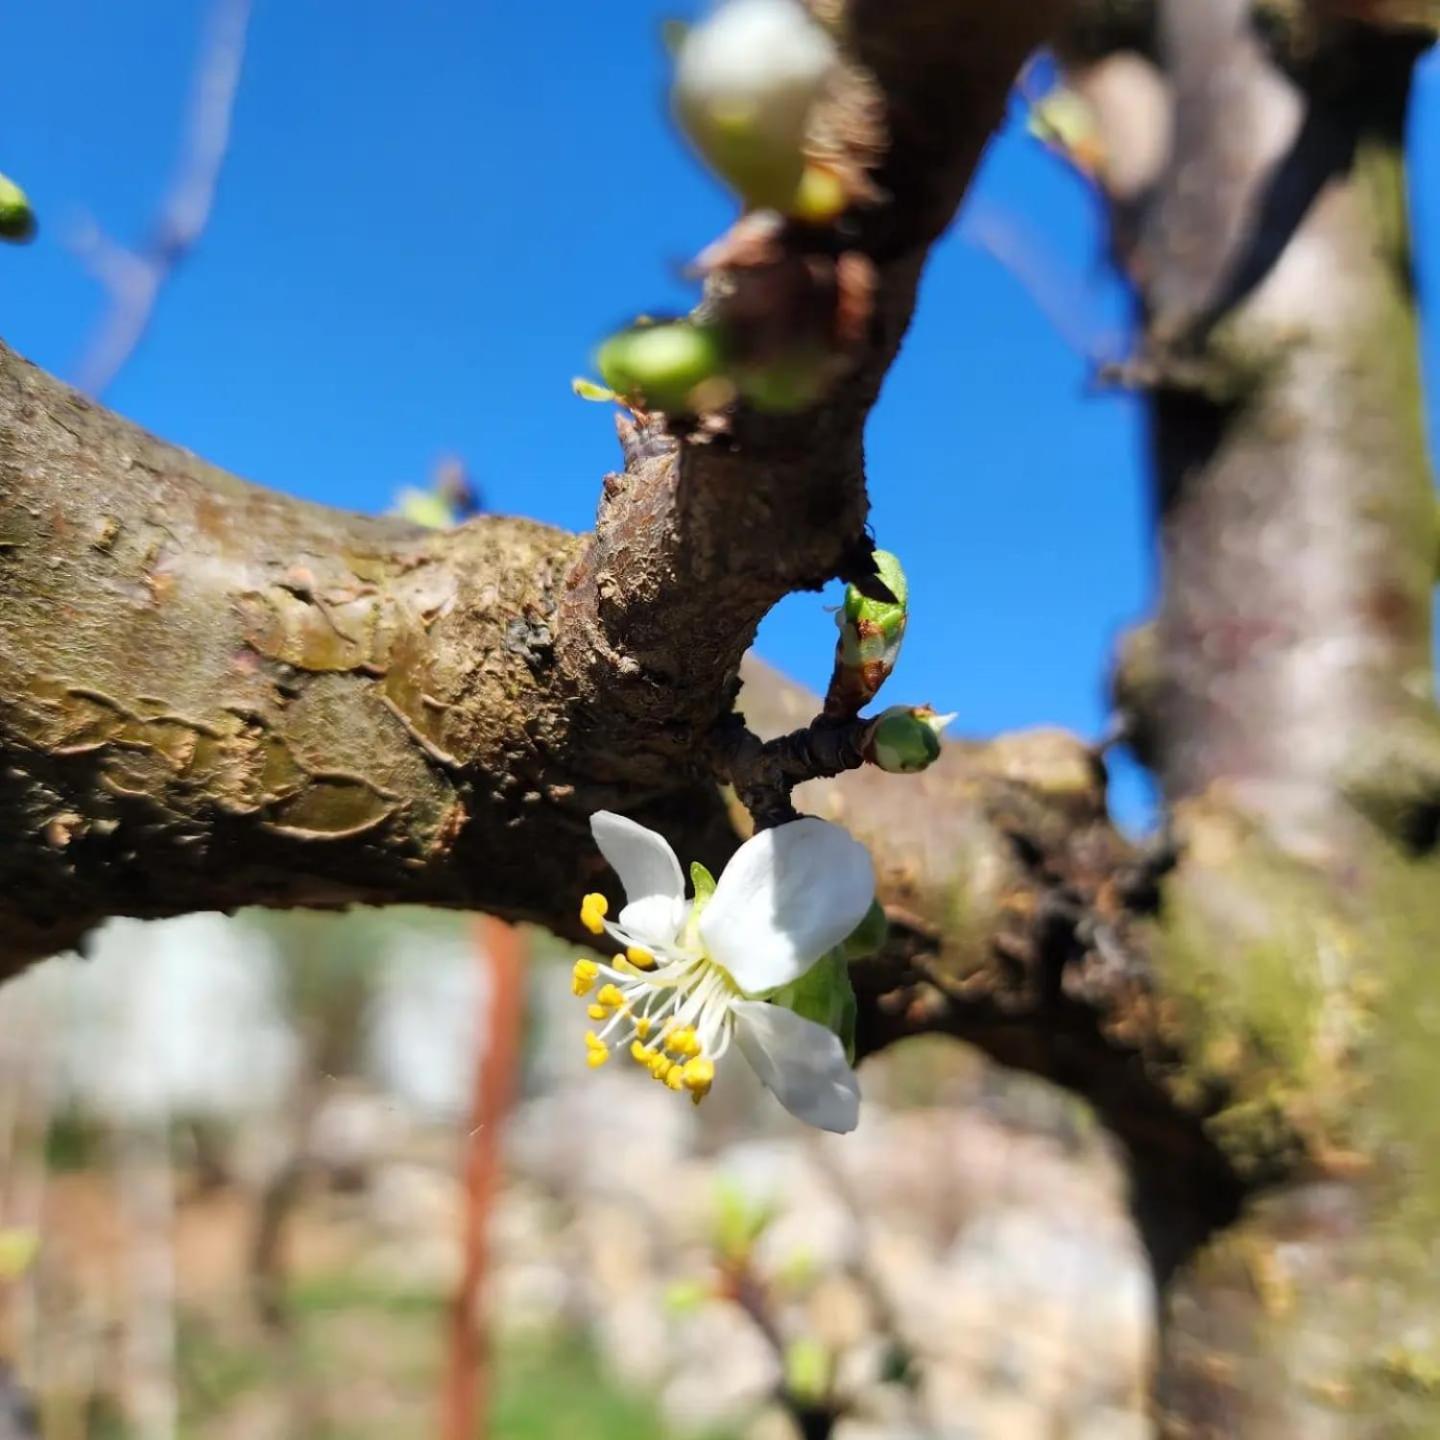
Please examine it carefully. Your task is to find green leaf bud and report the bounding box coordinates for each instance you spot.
[596,320,728,414]
[393,486,457,531]
[784,1337,832,1407]
[823,549,909,719]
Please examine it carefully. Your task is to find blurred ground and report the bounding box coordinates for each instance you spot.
[0,911,1153,1439]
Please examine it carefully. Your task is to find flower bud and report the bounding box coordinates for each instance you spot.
[596,320,729,414]
[823,549,908,719]
[671,0,838,214]
[0,174,36,243]
[865,706,953,775]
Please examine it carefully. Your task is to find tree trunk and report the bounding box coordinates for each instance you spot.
[1066,6,1440,1433]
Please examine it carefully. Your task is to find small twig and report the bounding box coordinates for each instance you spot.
[711,714,870,829]
[70,0,252,397]
[720,1256,844,1440]
[960,198,1126,365]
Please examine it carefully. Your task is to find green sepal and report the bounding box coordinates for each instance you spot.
[838,900,889,962]
[690,860,717,905]
[770,948,857,1064]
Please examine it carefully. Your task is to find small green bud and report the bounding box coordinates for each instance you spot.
[712,1178,776,1261]
[664,1279,710,1314]
[783,1337,832,1406]
[823,550,909,719]
[671,0,838,213]
[393,486,457,530]
[0,173,36,243]
[595,320,728,413]
[866,706,953,775]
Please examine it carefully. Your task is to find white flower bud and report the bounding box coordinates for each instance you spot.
[672,0,838,212]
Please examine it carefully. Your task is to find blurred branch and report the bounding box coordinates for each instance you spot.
[443,918,525,1440]
[959,196,1127,364]
[70,0,251,397]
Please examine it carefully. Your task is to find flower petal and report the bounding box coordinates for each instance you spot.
[590,812,686,947]
[732,1000,860,1133]
[700,818,874,994]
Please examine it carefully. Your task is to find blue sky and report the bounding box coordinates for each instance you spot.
[2,4,1436,827]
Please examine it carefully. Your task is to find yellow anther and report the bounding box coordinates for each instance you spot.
[682,1058,715,1095]
[630,1040,653,1064]
[586,1003,609,1021]
[634,1017,653,1040]
[667,1027,700,1058]
[580,893,609,935]
[665,1066,686,1092]
[626,945,656,969]
[571,959,599,997]
[587,1046,610,1068]
[596,984,625,1009]
[650,1055,673,1081]
[585,1030,606,1050]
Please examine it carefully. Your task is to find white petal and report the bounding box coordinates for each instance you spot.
[732,1000,860,1133]
[590,812,686,947]
[700,818,874,994]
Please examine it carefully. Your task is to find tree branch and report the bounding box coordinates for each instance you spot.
[70,0,252,398]
[1,0,1067,972]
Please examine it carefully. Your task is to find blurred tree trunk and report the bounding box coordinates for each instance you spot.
[1063,6,1440,1434]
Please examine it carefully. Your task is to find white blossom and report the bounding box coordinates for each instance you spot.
[572,811,873,1133]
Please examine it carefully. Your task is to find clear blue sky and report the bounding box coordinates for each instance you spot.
[2,4,1437,827]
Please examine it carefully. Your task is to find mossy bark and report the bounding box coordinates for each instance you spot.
[1068,7,1440,1433]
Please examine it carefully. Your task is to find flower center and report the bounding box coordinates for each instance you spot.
[572,894,737,1105]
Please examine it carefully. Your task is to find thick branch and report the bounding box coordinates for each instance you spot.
[0,0,1065,971]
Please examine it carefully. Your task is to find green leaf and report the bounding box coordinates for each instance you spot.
[571,376,615,402]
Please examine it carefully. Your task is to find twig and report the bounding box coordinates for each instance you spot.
[959,197,1126,365]
[70,0,252,397]
[711,715,871,830]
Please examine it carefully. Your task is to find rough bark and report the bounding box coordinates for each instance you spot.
[0,0,1070,971]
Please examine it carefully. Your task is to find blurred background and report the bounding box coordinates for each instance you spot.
[0,2,1436,1437]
